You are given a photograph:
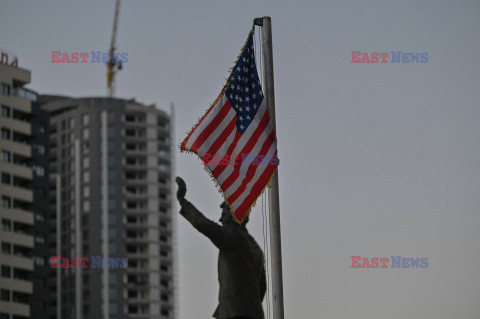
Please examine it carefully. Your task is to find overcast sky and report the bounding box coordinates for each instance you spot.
[1,0,480,318]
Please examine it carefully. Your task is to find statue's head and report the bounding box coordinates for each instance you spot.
[219,201,249,227]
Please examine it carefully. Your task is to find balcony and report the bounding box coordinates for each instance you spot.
[1,116,30,135]
[2,139,31,157]
[125,143,147,154]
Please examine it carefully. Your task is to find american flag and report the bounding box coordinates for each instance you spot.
[180,29,279,223]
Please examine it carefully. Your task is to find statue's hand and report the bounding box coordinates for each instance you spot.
[175,176,187,203]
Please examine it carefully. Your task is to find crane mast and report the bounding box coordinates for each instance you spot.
[107,0,121,97]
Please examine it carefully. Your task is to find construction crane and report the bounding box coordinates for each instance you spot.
[107,0,122,97]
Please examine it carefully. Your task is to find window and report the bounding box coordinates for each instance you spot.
[82,215,89,226]
[82,158,89,169]
[34,256,45,266]
[1,150,10,162]
[161,309,169,316]
[108,185,115,195]
[1,242,11,254]
[1,196,11,208]
[32,165,45,177]
[83,201,90,212]
[1,106,10,117]
[82,142,89,154]
[83,171,90,183]
[33,143,45,155]
[108,199,116,209]
[35,213,45,222]
[82,113,89,126]
[109,273,116,282]
[161,279,169,288]
[109,229,116,239]
[83,274,89,285]
[1,266,10,278]
[1,219,11,231]
[35,236,45,244]
[109,302,117,314]
[0,313,8,319]
[82,128,89,140]
[108,155,115,166]
[83,304,89,316]
[1,128,10,139]
[1,83,10,96]
[83,186,90,198]
[0,289,10,301]
[1,173,11,184]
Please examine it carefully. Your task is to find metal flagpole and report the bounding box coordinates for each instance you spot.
[254,16,285,319]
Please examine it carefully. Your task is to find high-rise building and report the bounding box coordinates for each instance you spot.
[0,53,36,319]
[39,96,175,319]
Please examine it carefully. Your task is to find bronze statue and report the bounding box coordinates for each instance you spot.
[175,177,266,319]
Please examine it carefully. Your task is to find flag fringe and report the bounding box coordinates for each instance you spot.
[179,26,278,224]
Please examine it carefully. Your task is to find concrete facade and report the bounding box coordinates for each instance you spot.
[0,61,35,319]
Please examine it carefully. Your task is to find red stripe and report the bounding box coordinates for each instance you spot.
[204,117,236,159]
[227,131,275,203]
[211,131,242,178]
[190,99,232,153]
[233,151,278,220]
[220,110,271,190]
[181,104,215,151]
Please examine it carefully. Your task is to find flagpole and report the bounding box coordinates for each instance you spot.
[254,16,285,319]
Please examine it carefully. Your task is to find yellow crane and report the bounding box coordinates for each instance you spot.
[107,0,121,97]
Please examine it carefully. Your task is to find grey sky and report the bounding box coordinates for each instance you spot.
[1,0,480,318]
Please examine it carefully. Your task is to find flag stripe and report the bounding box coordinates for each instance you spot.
[218,105,271,190]
[190,99,233,153]
[229,146,277,208]
[181,104,215,151]
[211,130,242,178]
[211,99,270,180]
[184,95,227,151]
[232,151,278,217]
[226,130,276,203]
[203,118,237,164]
[197,109,236,157]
